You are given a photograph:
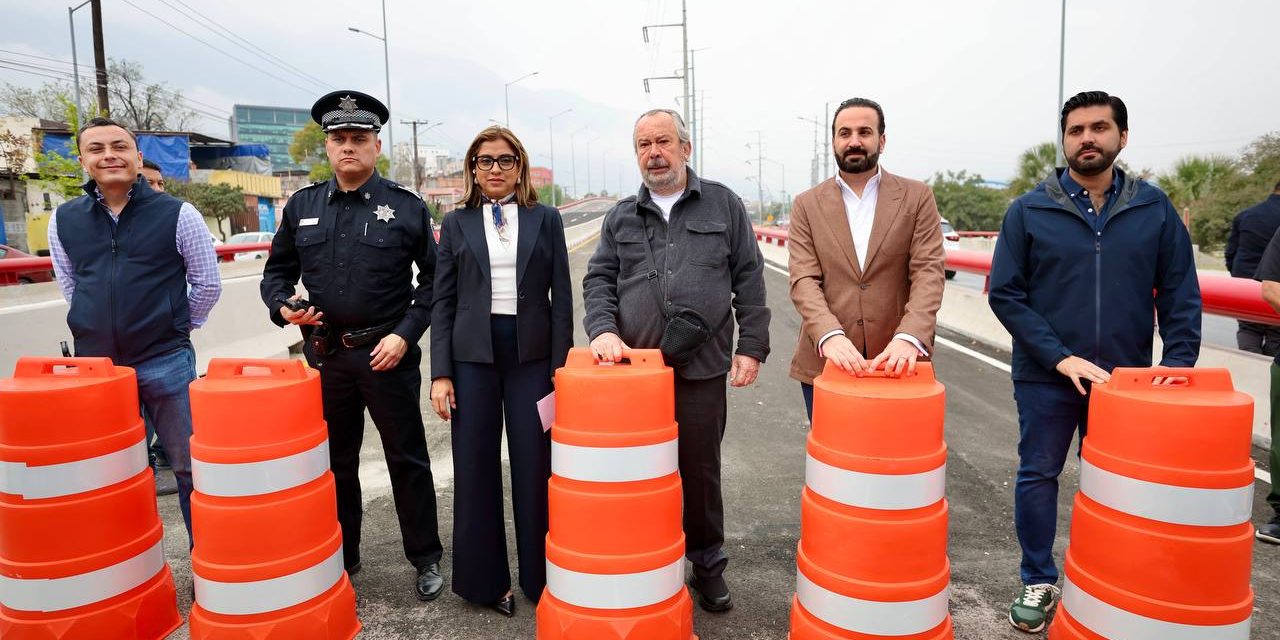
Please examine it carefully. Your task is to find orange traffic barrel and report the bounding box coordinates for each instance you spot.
[537,348,696,640]
[187,359,359,640]
[0,357,181,640]
[789,361,953,640]
[1049,367,1254,639]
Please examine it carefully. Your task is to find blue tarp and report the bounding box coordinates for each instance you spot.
[190,144,271,174]
[41,132,192,180]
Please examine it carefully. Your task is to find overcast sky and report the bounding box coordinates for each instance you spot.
[3,0,1278,202]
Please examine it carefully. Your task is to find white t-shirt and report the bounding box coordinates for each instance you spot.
[650,191,681,222]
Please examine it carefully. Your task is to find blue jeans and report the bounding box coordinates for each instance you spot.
[134,346,196,545]
[1013,380,1090,586]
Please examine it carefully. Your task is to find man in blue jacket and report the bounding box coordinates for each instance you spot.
[989,91,1201,633]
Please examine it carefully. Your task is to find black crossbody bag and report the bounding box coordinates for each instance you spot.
[640,215,731,367]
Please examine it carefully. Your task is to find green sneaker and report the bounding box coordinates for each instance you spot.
[1009,583,1061,633]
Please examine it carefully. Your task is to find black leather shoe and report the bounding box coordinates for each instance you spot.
[492,593,515,617]
[689,576,733,612]
[415,563,444,601]
[345,560,361,577]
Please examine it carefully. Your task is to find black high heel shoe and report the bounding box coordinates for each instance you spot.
[492,593,515,617]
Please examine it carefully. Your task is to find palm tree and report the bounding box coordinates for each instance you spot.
[1007,142,1057,196]
[1156,155,1240,213]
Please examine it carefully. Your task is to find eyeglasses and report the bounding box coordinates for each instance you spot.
[474,154,518,171]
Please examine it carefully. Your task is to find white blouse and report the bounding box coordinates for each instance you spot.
[482,198,519,315]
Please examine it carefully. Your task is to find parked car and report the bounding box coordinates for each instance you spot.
[226,232,274,261]
[940,218,960,280]
[0,243,55,285]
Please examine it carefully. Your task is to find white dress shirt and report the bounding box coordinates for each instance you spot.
[817,170,927,357]
[483,198,520,315]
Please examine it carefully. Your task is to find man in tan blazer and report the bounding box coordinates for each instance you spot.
[788,98,946,418]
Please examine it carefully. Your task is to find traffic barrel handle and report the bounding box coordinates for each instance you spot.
[12,356,115,378]
[563,347,665,369]
[820,359,936,382]
[205,358,309,380]
[1107,366,1233,392]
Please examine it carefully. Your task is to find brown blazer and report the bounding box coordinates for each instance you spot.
[788,170,946,384]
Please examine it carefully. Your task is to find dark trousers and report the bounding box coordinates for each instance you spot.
[306,339,443,570]
[451,315,553,603]
[1012,380,1090,586]
[1269,364,1280,517]
[801,382,814,422]
[1237,320,1280,356]
[676,374,729,579]
[134,346,196,546]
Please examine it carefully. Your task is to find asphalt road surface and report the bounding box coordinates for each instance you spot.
[155,235,1279,639]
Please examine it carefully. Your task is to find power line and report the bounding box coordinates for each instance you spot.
[118,0,318,96]
[0,57,228,123]
[155,0,329,89]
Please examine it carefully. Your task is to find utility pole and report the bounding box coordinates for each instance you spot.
[90,0,108,116]
[400,119,431,194]
[585,137,599,196]
[570,126,587,200]
[748,131,764,224]
[641,2,690,124]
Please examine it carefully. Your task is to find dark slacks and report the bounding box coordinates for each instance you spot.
[676,374,729,579]
[1013,380,1090,586]
[306,339,443,570]
[451,315,553,603]
[1237,320,1280,356]
[1269,364,1280,516]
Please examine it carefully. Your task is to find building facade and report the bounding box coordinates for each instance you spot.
[231,105,310,173]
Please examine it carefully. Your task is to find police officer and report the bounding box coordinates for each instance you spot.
[260,90,444,601]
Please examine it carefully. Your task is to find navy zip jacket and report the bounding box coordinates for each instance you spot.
[989,169,1201,383]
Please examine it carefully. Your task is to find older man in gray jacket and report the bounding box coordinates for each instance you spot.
[583,108,771,613]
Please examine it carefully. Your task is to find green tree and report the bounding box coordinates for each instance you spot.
[536,183,567,206]
[1156,155,1240,213]
[289,123,389,181]
[168,182,246,241]
[928,170,1010,231]
[1182,134,1280,250]
[23,100,84,199]
[1007,142,1057,196]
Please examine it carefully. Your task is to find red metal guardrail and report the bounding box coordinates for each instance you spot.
[753,227,1280,325]
[0,243,275,285]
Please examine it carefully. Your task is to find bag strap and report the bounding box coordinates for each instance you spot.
[640,214,672,321]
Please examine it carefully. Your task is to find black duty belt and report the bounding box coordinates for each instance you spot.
[334,320,399,349]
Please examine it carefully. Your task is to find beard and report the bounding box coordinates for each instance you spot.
[641,158,683,193]
[1066,144,1120,177]
[835,146,880,174]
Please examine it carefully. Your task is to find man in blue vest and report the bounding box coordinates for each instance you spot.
[48,117,222,544]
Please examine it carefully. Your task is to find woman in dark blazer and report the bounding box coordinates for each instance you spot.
[429,125,573,617]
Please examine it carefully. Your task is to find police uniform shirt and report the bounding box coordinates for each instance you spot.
[261,171,437,342]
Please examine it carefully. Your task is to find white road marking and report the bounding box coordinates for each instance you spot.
[763,256,1273,486]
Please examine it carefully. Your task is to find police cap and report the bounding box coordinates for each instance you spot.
[311,90,388,132]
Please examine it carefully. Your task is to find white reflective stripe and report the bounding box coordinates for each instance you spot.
[1079,458,1253,527]
[0,538,165,612]
[1063,576,1250,640]
[0,438,147,499]
[805,453,945,511]
[551,438,678,483]
[546,557,683,610]
[193,439,330,497]
[195,546,344,615]
[795,568,949,636]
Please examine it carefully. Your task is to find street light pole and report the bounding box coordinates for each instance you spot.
[585,137,599,196]
[746,132,764,224]
[548,108,572,207]
[67,2,92,122]
[347,10,394,178]
[570,126,587,200]
[1055,0,1067,166]
[504,71,539,127]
